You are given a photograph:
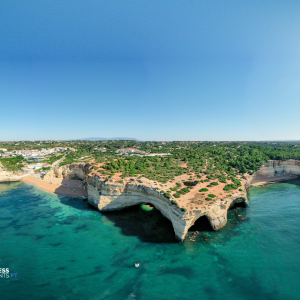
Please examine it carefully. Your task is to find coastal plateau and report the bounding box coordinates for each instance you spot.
[44,163,249,241]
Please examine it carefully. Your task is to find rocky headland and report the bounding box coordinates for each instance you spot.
[44,163,249,241]
[1,159,299,241]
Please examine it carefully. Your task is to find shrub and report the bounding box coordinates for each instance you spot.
[181,208,187,212]
[119,180,124,184]
[179,188,190,194]
[174,193,181,198]
[208,194,216,198]
[171,200,178,205]
[239,188,243,191]
[219,177,227,183]
[176,183,181,187]
[211,182,219,186]
[223,184,238,191]
[231,177,242,187]
[170,188,178,191]
[164,193,171,199]
[200,188,208,192]
[205,197,212,201]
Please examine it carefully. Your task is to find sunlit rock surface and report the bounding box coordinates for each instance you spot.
[44,163,249,241]
[255,160,300,177]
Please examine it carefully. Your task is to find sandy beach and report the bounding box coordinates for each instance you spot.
[21,176,88,197]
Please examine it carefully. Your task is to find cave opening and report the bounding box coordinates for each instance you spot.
[188,215,214,232]
[229,200,246,210]
[101,203,177,243]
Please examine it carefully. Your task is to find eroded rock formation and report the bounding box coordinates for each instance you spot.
[0,170,29,182]
[255,160,300,177]
[4,159,299,241]
[45,163,249,241]
[45,163,89,180]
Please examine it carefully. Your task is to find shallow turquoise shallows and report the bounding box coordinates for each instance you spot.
[1,180,300,300]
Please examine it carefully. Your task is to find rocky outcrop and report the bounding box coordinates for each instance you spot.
[255,160,300,177]
[44,163,89,180]
[5,160,299,241]
[0,170,29,182]
[88,179,248,241]
[43,163,249,241]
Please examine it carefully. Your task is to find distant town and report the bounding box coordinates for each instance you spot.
[0,147,73,173]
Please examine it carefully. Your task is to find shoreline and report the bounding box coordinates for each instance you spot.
[250,174,299,186]
[21,176,88,198]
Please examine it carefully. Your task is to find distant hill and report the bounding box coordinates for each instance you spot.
[73,137,137,141]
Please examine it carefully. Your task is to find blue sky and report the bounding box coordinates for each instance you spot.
[1,0,300,141]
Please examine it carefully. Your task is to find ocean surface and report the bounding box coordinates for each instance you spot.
[1,180,300,300]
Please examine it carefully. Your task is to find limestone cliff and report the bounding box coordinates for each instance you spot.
[255,159,300,177]
[44,163,89,180]
[4,160,299,241]
[45,163,249,241]
[0,170,29,182]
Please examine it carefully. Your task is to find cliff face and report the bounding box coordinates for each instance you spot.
[45,163,249,241]
[44,163,89,180]
[88,179,249,241]
[0,170,29,182]
[5,160,299,240]
[255,160,300,177]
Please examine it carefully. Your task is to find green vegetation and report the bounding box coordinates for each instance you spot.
[46,154,64,165]
[3,140,300,198]
[223,184,239,191]
[0,156,24,172]
[41,167,50,171]
[59,153,75,167]
[205,197,212,201]
[164,193,171,199]
[208,194,216,198]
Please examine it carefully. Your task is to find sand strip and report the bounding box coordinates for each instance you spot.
[21,176,88,197]
[251,174,299,186]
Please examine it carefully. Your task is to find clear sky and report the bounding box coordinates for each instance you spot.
[1,0,300,141]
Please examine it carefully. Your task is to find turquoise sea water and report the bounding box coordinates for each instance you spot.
[1,181,300,300]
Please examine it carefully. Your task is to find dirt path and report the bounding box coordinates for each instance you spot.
[52,155,66,168]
